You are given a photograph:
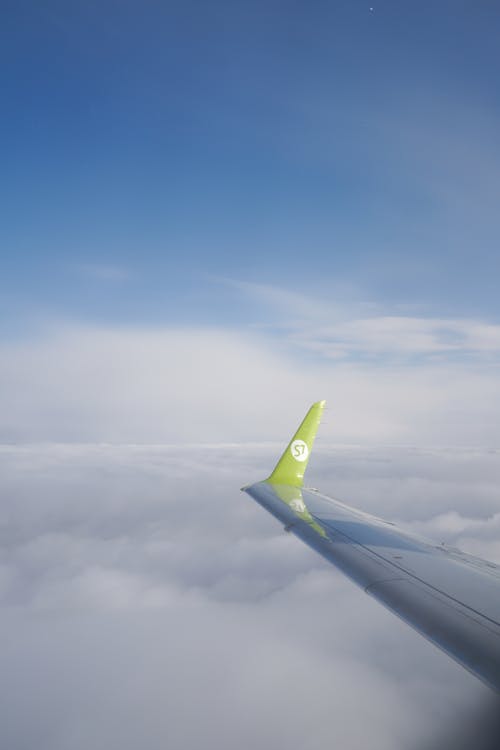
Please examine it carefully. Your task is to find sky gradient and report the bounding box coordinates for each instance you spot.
[3,0,500,329]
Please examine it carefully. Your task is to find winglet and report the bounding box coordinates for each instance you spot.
[267,401,326,487]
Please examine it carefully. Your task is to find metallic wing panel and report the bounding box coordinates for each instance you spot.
[242,402,500,692]
[244,481,500,691]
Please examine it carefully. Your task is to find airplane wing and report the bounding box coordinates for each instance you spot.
[242,401,500,692]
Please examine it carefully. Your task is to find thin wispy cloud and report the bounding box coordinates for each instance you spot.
[75,263,131,282]
[232,280,500,361]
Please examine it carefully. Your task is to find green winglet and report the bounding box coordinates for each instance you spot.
[267,401,326,487]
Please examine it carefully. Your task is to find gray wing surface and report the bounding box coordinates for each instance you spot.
[244,481,500,692]
[243,403,500,692]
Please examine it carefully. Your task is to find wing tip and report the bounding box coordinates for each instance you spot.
[267,400,326,487]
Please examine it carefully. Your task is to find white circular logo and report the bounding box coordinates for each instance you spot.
[290,440,309,462]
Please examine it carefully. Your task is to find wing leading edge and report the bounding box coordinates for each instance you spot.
[242,402,500,692]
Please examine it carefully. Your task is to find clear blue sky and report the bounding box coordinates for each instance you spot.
[2,0,500,332]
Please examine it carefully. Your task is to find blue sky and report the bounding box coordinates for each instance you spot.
[3,0,500,332]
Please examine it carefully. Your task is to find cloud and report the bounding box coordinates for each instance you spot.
[3,321,500,446]
[293,316,500,359]
[75,263,131,282]
[0,442,499,749]
[230,279,500,360]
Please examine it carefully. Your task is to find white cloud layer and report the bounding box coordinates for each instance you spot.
[2,323,500,445]
[1,443,500,750]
